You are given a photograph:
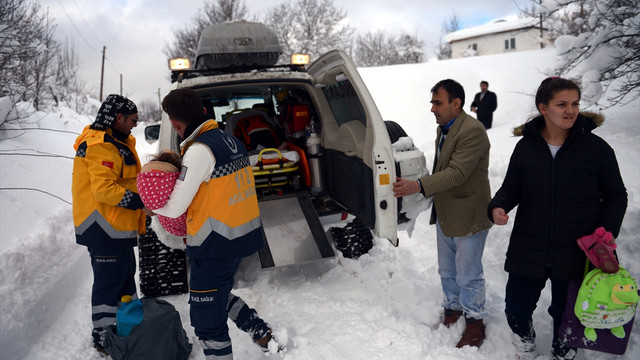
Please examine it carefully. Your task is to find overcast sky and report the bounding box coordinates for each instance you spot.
[39,0,531,108]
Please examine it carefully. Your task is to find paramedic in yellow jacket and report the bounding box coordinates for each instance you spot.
[72,94,150,355]
[154,88,263,360]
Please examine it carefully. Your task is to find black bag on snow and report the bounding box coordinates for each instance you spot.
[104,297,192,360]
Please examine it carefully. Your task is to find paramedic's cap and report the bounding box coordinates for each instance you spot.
[93,94,138,130]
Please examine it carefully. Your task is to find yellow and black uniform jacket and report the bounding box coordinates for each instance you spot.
[181,121,263,259]
[72,125,146,247]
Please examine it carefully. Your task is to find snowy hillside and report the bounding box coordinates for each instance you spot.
[1,48,638,360]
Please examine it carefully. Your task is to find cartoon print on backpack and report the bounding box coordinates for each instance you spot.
[574,267,639,341]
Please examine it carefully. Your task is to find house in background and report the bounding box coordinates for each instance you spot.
[445,17,547,58]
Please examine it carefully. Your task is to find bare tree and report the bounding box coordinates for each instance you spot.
[203,0,248,22]
[137,98,163,123]
[355,31,396,67]
[355,30,424,67]
[29,6,59,112]
[542,0,639,106]
[396,32,424,64]
[437,13,461,60]
[164,0,249,62]
[517,0,539,17]
[1,0,61,122]
[539,1,591,44]
[262,2,295,63]
[263,0,355,61]
[53,39,89,114]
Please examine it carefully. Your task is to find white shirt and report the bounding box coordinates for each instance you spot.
[153,142,216,218]
[548,144,561,158]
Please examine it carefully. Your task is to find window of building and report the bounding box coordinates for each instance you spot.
[505,38,516,50]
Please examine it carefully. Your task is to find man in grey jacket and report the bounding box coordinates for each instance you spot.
[393,79,492,348]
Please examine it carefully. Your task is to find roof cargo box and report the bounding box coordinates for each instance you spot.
[195,21,283,70]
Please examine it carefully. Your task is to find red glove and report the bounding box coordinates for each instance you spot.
[577,227,618,273]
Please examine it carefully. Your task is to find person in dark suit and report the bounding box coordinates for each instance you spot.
[470,81,497,129]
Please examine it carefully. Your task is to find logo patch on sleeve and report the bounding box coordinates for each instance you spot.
[102,161,114,168]
[178,166,188,181]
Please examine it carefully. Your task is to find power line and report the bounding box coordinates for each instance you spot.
[71,0,103,45]
[54,0,99,54]
[104,55,146,95]
[0,188,71,205]
[53,0,153,99]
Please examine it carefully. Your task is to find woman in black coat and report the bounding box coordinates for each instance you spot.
[488,77,627,360]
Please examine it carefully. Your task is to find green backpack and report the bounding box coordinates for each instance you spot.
[574,266,639,341]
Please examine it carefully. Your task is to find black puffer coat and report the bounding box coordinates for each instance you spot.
[488,113,627,280]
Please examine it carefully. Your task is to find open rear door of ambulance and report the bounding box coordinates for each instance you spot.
[307,50,399,246]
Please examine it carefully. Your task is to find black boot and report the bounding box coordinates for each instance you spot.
[551,337,577,360]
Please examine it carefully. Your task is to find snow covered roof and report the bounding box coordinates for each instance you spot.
[445,17,540,43]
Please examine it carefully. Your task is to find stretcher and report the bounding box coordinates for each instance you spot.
[250,144,310,194]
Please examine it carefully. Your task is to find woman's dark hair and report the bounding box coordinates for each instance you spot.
[535,77,581,112]
[431,79,465,108]
[162,88,204,124]
[153,151,182,169]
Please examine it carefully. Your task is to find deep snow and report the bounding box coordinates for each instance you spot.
[1,48,639,360]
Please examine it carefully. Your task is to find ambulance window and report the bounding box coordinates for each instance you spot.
[321,80,366,127]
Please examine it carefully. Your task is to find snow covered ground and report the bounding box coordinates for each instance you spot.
[1,48,639,360]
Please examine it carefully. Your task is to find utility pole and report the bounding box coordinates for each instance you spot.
[157,88,161,109]
[539,0,544,49]
[99,46,106,101]
[120,74,123,96]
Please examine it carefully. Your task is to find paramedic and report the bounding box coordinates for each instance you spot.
[72,94,151,355]
[154,88,265,359]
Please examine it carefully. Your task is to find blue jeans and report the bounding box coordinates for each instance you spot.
[436,221,487,319]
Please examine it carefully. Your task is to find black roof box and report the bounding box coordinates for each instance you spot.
[195,21,283,70]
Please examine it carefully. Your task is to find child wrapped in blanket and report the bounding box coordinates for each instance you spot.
[136,151,187,249]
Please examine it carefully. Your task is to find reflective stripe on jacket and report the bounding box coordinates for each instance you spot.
[72,125,145,246]
[181,121,263,259]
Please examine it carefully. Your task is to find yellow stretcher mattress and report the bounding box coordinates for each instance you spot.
[252,148,299,189]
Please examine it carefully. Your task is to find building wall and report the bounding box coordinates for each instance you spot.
[450,28,542,59]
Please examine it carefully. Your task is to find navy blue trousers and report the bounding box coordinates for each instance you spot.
[227,293,270,341]
[189,257,241,359]
[87,244,137,343]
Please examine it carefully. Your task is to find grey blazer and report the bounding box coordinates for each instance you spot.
[418,110,493,237]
